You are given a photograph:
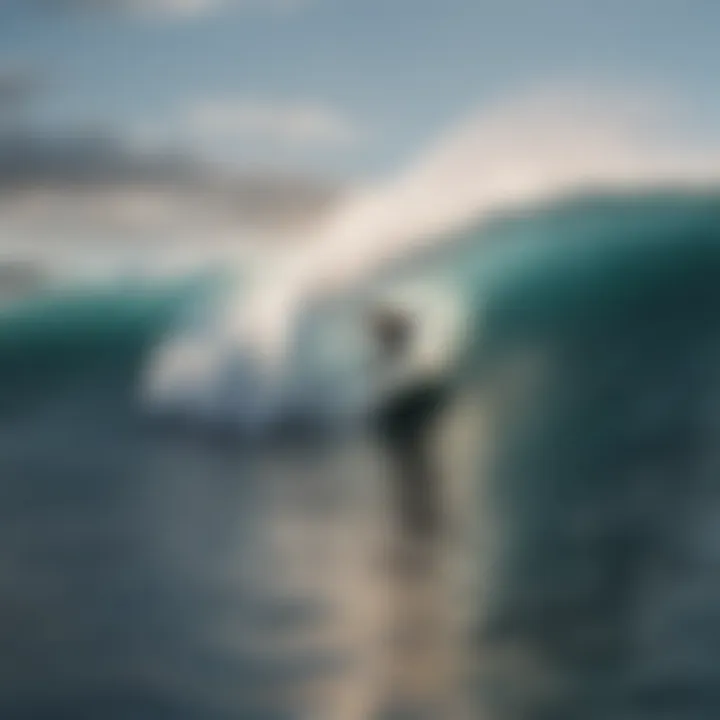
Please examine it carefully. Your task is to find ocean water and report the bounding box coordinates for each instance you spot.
[3,189,720,719]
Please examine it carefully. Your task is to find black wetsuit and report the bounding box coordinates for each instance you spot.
[375,377,452,537]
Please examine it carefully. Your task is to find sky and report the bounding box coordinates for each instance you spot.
[1,0,720,181]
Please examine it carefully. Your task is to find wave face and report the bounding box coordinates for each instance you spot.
[0,278,215,416]
[138,189,720,434]
[437,192,720,718]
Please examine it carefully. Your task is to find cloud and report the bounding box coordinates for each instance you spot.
[0,128,343,266]
[0,130,196,189]
[132,98,361,158]
[184,99,359,149]
[37,0,311,19]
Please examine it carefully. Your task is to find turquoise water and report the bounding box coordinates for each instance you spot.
[459,194,720,719]
[0,276,221,412]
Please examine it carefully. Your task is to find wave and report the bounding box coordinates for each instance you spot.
[2,187,720,436]
[459,196,720,719]
[6,88,720,433]
[137,87,720,432]
[0,276,216,415]
[139,187,720,433]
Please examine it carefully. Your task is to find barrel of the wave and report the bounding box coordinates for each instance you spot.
[462,228,720,718]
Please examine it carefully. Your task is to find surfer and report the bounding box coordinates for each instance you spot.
[370,305,453,537]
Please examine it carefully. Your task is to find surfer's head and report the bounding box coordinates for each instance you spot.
[370,306,415,361]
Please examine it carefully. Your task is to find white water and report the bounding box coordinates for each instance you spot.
[141,86,720,431]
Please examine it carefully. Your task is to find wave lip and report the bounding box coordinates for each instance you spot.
[138,86,720,433]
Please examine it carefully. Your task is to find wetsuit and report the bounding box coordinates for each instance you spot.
[370,308,452,536]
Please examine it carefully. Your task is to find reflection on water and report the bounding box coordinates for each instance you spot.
[0,376,471,719]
